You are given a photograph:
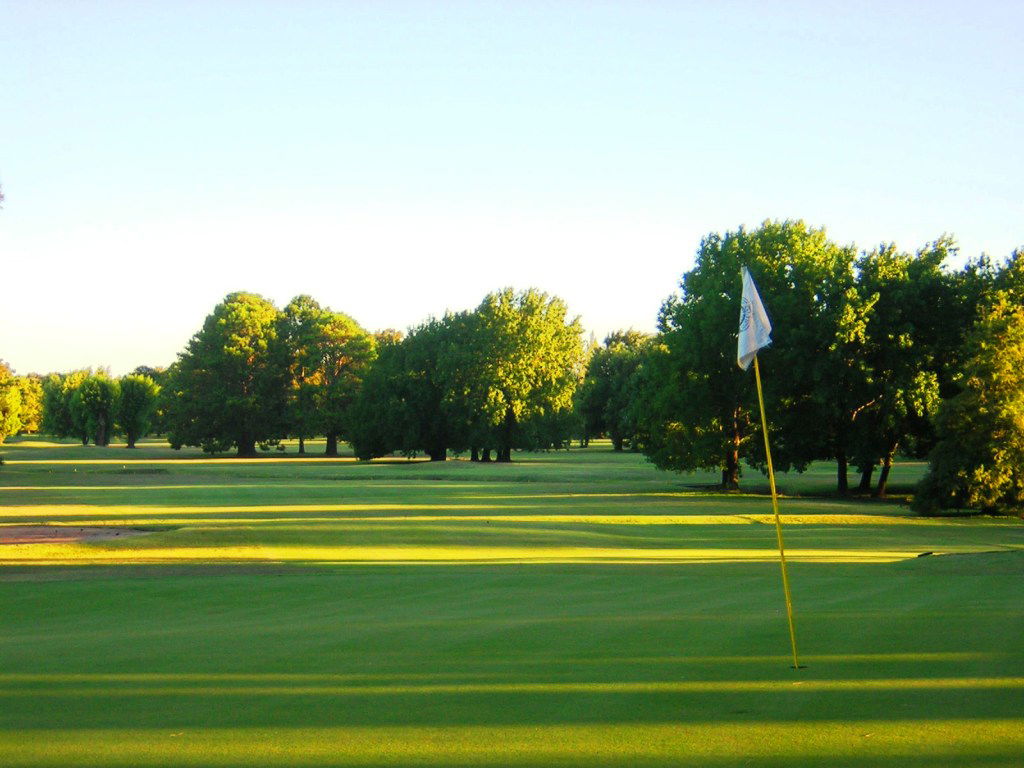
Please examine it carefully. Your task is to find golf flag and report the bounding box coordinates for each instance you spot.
[737,267,801,669]
[737,267,772,370]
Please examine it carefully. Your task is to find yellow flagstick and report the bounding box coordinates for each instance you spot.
[753,354,801,670]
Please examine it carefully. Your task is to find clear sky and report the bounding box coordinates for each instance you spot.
[1,1,1021,375]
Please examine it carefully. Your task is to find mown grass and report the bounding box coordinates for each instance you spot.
[0,437,1022,766]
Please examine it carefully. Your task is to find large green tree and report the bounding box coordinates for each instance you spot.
[315,309,377,457]
[72,374,119,446]
[348,331,415,460]
[578,331,651,451]
[641,220,857,488]
[116,374,160,448]
[279,296,377,456]
[279,296,329,454]
[849,241,952,496]
[41,371,91,443]
[15,375,43,434]
[166,292,289,456]
[914,293,1024,514]
[0,362,22,444]
[350,314,473,462]
[472,289,585,462]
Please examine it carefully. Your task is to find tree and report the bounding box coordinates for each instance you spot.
[15,375,43,434]
[131,366,169,434]
[849,241,951,496]
[278,296,377,456]
[473,288,585,462]
[578,331,651,450]
[350,314,473,462]
[349,332,414,460]
[315,310,376,456]
[72,374,119,446]
[116,374,160,448]
[41,370,91,444]
[914,293,1024,514]
[349,292,583,464]
[640,221,856,488]
[165,292,289,456]
[0,362,22,444]
[278,296,328,454]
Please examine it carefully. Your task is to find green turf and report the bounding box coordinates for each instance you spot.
[0,437,1022,766]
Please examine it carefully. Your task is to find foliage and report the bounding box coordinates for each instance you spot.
[849,241,951,495]
[165,292,289,456]
[116,374,160,448]
[40,370,91,444]
[640,220,857,488]
[578,331,651,450]
[914,294,1024,515]
[473,288,585,462]
[350,313,472,461]
[351,290,582,462]
[15,374,43,434]
[0,362,22,444]
[348,332,412,460]
[72,374,119,446]
[277,296,377,455]
[130,366,169,435]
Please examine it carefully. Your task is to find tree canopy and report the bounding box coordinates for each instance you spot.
[0,362,22,444]
[166,292,290,456]
[116,374,160,448]
[914,294,1024,514]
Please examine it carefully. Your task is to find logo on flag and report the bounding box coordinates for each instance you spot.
[737,267,772,370]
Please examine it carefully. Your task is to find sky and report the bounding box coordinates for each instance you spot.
[1,0,1021,376]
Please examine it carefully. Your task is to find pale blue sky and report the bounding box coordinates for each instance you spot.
[1,1,1021,375]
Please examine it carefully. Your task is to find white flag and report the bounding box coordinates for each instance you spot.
[737,266,772,370]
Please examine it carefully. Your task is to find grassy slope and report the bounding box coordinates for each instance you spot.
[0,437,1022,767]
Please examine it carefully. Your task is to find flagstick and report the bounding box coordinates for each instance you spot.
[753,355,801,670]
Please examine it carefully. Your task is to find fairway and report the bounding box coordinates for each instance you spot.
[1,438,1022,767]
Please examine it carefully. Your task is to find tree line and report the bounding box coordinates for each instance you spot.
[3,218,1021,514]
[3,289,585,463]
[579,220,1023,514]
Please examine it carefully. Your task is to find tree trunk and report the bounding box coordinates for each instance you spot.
[837,449,848,495]
[874,445,897,498]
[428,446,446,461]
[325,433,338,456]
[612,435,624,451]
[858,465,875,493]
[298,436,305,455]
[237,437,257,457]
[470,447,479,462]
[497,407,515,463]
[722,407,741,489]
[722,453,739,490]
[126,432,137,449]
[480,448,492,462]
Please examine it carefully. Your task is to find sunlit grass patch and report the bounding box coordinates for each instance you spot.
[0,542,927,565]
[0,721,1022,767]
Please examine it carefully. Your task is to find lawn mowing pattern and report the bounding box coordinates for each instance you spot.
[1,438,1022,766]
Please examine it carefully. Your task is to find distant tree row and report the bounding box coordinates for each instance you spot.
[157,288,584,460]
[39,370,161,448]
[578,220,1024,514]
